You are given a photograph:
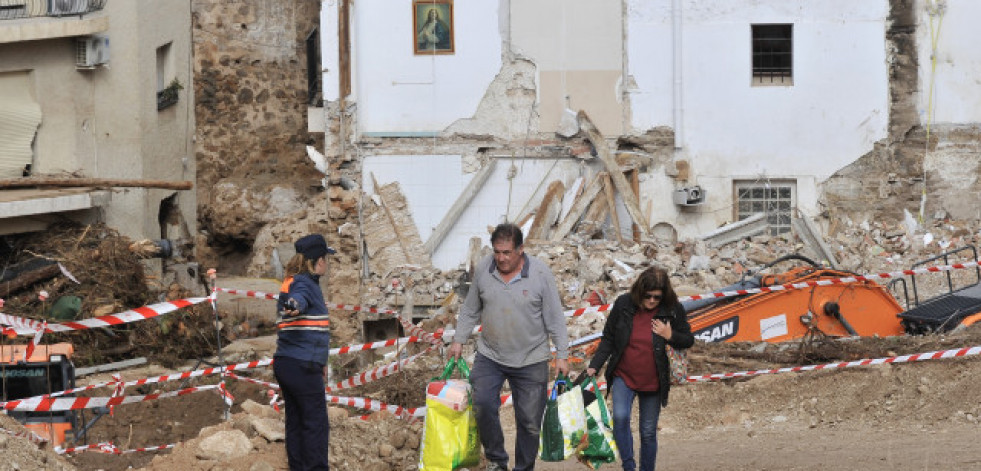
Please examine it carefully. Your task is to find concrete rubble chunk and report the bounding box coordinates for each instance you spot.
[250,416,286,442]
[196,429,252,461]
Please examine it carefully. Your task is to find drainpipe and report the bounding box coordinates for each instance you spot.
[672,0,683,149]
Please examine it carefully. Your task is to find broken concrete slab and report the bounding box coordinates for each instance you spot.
[700,213,767,248]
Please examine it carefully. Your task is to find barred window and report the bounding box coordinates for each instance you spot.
[752,24,792,86]
[735,180,796,235]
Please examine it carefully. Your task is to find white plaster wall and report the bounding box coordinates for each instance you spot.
[628,0,889,177]
[0,3,193,242]
[364,155,588,270]
[353,0,502,134]
[629,0,889,239]
[320,1,340,102]
[916,0,981,124]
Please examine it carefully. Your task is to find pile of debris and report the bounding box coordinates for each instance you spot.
[0,223,218,367]
[0,415,73,470]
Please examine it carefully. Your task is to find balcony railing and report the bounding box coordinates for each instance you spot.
[0,0,107,21]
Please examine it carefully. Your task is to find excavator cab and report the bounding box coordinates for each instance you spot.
[0,343,78,446]
[898,245,981,334]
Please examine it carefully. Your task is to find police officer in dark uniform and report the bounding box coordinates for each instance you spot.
[274,234,334,470]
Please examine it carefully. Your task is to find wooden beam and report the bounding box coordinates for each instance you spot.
[630,169,641,242]
[551,172,606,242]
[602,173,624,245]
[578,111,650,235]
[578,191,609,238]
[0,178,192,190]
[422,159,496,256]
[370,173,412,264]
[0,264,59,297]
[527,180,565,241]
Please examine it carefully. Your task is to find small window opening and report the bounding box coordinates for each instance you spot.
[752,24,792,86]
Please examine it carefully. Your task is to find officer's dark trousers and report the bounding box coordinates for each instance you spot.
[274,356,329,471]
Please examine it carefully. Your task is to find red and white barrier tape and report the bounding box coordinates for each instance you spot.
[325,394,425,418]
[219,259,981,320]
[326,346,435,392]
[0,297,209,337]
[685,344,981,383]
[214,287,278,300]
[46,358,274,398]
[56,441,176,455]
[1,384,219,412]
[55,442,118,455]
[226,372,279,390]
[330,335,426,355]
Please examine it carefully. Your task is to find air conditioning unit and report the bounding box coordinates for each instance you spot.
[49,0,89,16]
[75,35,109,69]
[673,186,706,206]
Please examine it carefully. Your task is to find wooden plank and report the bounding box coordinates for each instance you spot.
[527,180,565,241]
[551,172,606,242]
[630,169,641,242]
[0,263,59,297]
[578,111,650,236]
[602,173,624,245]
[422,159,496,256]
[0,178,192,190]
[370,173,412,263]
[339,0,351,98]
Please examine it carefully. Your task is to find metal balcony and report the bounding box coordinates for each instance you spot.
[0,0,107,21]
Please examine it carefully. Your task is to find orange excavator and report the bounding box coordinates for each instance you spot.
[684,247,981,343]
[0,342,79,446]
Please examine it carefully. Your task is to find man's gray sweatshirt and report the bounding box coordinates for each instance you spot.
[454,253,569,367]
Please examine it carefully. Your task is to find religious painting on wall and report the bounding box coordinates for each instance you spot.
[413,1,454,54]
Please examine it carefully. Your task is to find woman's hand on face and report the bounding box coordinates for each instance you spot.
[651,318,673,340]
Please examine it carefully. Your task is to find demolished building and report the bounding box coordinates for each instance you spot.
[303,0,980,278]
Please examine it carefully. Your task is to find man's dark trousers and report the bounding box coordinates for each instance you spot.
[471,352,549,471]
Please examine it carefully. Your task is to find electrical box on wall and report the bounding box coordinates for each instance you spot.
[75,35,110,69]
[673,186,705,206]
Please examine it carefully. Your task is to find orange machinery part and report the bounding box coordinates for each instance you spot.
[0,342,74,363]
[24,421,74,447]
[688,268,906,343]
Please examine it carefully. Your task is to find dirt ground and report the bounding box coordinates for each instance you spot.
[34,324,974,470]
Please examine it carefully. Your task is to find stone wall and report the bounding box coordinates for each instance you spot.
[192,0,324,273]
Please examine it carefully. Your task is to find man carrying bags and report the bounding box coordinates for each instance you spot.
[448,223,570,471]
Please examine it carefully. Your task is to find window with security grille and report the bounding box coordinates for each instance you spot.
[752,24,792,85]
[734,180,796,235]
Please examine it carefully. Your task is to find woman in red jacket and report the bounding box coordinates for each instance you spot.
[585,266,694,471]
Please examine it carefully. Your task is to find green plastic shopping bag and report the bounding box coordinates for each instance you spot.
[576,376,619,469]
[418,358,481,470]
[539,374,588,461]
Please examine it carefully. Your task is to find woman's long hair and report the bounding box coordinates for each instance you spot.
[629,266,679,308]
[284,253,318,279]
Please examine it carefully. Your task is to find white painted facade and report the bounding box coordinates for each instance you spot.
[349,0,502,134]
[629,0,890,235]
[916,0,981,125]
[320,1,929,270]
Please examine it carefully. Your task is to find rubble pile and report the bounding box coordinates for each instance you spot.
[131,399,422,471]
[0,223,217,367]
[0,415,74,471]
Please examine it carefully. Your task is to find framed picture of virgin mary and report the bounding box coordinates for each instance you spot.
[413,1,454,54]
